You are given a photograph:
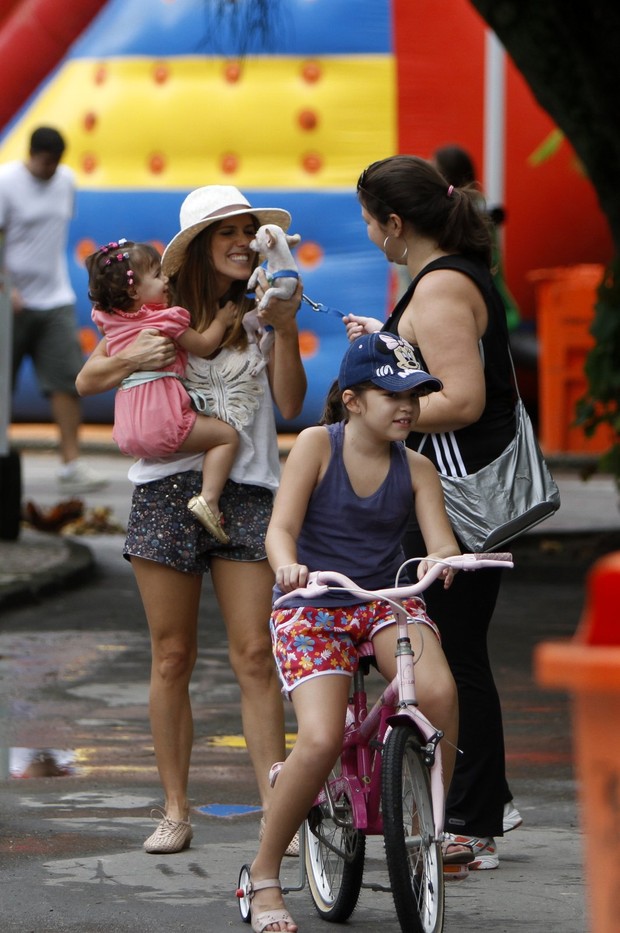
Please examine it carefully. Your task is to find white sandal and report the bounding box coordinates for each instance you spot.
[236,876,296,933]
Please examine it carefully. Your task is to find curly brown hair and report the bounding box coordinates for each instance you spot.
[86,240,162,313]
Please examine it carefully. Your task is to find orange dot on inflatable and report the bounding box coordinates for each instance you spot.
[75,238,98,265]
[302,152,323,174]
[297,241,324,269]
[221,153,239,174]
[153,63,169,84]
[224,60,242,83]
[79,327,100,356]
[83,112,97,132]
[149,153,166,174]
[302,61,322,83]
[150,240,166,256]
[298,109,318,131]
[94,64,107,84]
[299,330,319,359]
[82,153,97,174]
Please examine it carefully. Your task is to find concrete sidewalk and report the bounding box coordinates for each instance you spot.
[1,431,619,932]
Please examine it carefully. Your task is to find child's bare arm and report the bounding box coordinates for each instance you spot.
[176,301,237,358]
[266,427,327,591]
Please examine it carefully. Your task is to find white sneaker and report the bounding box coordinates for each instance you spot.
[503,802,523,832]
[444,833,499,870]
[58,460,108,494]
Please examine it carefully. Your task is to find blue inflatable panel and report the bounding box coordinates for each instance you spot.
[72,0,392,58]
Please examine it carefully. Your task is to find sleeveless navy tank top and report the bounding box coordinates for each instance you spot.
[276,421,413,608]
[383,255,515,476]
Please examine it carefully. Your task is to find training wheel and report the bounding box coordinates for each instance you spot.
[237,863,252,923]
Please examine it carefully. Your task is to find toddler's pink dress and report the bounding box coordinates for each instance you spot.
[92,303,197,458]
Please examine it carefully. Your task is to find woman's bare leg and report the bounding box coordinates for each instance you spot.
[132,557,202,821]
[210,557,286,808]
[249,675,351,932]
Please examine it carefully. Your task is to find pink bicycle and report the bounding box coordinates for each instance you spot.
[238,552,513,933]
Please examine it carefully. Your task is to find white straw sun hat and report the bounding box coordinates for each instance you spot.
[161,185,291,276]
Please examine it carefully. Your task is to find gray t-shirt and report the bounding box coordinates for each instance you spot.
[0,160,75,309]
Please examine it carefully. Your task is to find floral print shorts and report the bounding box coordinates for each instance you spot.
[270,596,438,693]
[123,471,273,573]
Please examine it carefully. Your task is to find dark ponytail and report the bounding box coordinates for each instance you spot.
[357,154,493,267]
[319,379,346,424]
[319,378,376,425]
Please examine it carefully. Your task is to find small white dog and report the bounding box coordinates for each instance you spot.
[244,224,301,373]
[247,224,301,311]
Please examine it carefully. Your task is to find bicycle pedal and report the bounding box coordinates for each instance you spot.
[443,863,470,881]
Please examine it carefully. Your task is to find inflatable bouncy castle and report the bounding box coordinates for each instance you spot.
[0,0,612,427]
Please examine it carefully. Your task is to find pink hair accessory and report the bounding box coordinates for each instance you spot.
[447,185,455,198]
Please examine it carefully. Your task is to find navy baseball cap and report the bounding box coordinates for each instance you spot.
[338,333,443,394]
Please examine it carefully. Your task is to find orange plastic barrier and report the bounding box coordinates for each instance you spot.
[535,552,620,933]
[531,263,615,455]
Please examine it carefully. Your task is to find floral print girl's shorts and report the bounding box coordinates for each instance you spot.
[270,597,438,693]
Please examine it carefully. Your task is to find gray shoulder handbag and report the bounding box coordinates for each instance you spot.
[438,354,561,552]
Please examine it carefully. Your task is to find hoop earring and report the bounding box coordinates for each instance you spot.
[383,234,408,262]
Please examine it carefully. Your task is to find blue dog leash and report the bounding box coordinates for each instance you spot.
[301,293,348,319]
[246,262,349,319]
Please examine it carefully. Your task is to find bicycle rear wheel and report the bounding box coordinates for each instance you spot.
[305,762,366,922]
[382,724,444,933]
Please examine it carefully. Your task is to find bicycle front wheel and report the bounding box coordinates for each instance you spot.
[304,766,365,922]
[382,724,444,933]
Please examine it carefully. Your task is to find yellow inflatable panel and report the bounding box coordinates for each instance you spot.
[1,56,395,189]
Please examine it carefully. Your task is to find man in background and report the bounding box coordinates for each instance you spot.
[0,125,106,493]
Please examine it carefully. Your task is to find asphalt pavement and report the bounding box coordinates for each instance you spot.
[1,428,619,932]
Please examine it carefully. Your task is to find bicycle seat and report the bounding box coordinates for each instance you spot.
[357,639,378,673]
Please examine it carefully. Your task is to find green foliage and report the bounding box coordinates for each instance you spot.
[575,256,620,482]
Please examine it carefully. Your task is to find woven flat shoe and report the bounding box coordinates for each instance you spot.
[143,810,193,854]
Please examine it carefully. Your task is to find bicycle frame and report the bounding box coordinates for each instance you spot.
[322,619,445,841]
[271,553,514,907]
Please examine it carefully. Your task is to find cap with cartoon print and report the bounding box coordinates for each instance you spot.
[338,332,443,394]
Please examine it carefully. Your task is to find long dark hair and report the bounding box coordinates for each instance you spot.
[168,223,256,348]
[357,154,492,267]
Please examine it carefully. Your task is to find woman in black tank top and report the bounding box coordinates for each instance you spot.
[343,155,519,868]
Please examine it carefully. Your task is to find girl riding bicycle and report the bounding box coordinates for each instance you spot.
[244,332,471,933]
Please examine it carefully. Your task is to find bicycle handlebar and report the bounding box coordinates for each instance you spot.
[273,552,513,608]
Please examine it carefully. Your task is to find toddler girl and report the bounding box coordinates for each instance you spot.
[87,239,238,543]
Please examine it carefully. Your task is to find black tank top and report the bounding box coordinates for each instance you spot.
[383,255,515,476]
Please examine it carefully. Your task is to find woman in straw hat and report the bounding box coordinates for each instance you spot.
[77,186,306,857]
